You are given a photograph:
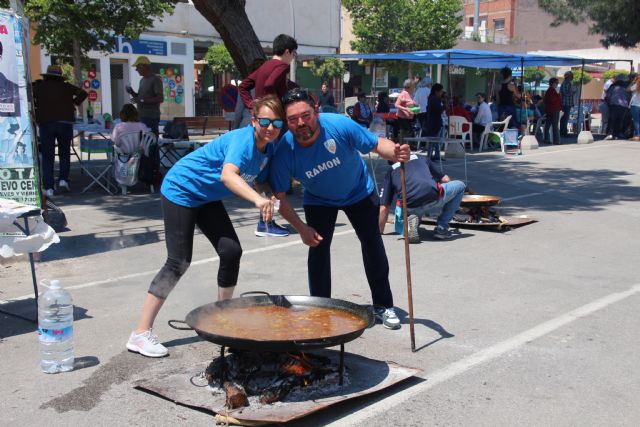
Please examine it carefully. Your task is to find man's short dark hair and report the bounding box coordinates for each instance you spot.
[273,34,298,56]
[282,88,315,108]
[432,83,444,93]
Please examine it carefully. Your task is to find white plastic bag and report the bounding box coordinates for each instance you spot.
[114,152,140,186]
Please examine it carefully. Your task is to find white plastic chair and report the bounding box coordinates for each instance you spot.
[479,115,512,152]
[448,116,473,150]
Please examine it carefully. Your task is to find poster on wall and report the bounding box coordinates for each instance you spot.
[0,10,39,207]
[155,63,185,119]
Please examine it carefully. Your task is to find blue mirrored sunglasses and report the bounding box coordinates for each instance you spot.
[257,117,284,129]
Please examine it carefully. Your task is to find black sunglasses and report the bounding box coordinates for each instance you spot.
[256,117,284,129]
[282,90,311,106]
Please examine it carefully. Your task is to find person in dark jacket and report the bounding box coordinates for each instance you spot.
[32,65,88,198]
[423,83,444,160]
[378,154,465,241]
[605,74,631,140]
[543,78,562,145]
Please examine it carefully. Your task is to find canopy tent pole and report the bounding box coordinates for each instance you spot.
[576,59,585,132]
[372,61,376,97]
[520,57,526,134]
[447,52,452,112]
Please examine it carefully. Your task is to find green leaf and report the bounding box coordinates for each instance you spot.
[538,0,640,48]
[204,43,239,77]
[343,0,463,53]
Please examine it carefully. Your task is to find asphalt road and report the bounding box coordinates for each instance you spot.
[1,137,639,426]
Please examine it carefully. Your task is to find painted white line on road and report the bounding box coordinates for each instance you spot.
[328,282,640,427]
[1,229,356,304]
[469,140,631,164]
[501,189,553,202]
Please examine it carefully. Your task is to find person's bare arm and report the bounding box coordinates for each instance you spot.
[221,163,274,222]
[372,137,411,162]
[273,191,323,247]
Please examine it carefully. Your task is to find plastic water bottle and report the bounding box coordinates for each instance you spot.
[38,280,74,373]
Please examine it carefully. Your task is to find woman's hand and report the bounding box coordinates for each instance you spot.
[255,197,275,223]
[300,224,323,247]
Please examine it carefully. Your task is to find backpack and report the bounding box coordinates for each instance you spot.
[163,120,189,139]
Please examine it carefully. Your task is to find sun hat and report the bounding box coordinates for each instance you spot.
[41,65,64,78]
[132,56,151,67]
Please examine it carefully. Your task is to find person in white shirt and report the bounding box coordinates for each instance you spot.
[472,92,493,149]
[413,77,432,134]
[472,92,493,146]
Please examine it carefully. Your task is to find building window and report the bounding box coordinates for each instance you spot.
[494,19,505,31]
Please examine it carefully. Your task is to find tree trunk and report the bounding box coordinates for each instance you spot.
[192,0,266,77]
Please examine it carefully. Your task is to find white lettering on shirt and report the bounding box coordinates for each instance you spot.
[304,157,341,179]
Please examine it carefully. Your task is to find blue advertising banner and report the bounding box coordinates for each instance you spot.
[117,37,167,56]
[0,10,39,207]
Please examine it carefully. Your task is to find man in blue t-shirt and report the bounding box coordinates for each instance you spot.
[269,89,410,330]
[378,155,465,243]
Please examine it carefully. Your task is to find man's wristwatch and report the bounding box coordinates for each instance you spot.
[139,98,144,104]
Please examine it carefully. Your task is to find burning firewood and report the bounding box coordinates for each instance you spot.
[223,381,249,409]
[259,378,295,404]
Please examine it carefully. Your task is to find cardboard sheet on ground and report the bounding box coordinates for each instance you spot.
[134,349,421,425]
[422,215,537,231]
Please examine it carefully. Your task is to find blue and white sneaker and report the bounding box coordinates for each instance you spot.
[255,219,290,237]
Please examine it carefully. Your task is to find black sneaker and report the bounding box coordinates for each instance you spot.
[433,226,453,240]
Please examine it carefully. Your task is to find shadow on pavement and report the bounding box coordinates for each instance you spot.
[0,303,92,339]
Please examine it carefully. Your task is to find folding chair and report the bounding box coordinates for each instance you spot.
[79,135,117,194]
[501,128,521,155]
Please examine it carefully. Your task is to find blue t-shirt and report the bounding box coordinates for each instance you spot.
[269,113,378,206]
[161,125,272,207]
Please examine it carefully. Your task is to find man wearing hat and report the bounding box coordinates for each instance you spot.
[32,64,88,198]
[127,56,164,136]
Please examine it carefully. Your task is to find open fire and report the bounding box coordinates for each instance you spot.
[456,206,505,224]
[205,350,346,409]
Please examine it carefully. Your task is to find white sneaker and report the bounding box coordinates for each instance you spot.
[58,180,70,192]
[45,189,54,198]
[126,329,169,357]
[375,307,401,330]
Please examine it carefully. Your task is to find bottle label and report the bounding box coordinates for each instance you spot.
[38,326,73,342]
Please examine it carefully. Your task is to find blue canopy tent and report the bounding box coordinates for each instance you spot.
[308,49,628,132]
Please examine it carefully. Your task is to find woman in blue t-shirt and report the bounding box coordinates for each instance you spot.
[126,95,285,358]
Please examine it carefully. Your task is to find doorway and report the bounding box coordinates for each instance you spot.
[110,59,130,118]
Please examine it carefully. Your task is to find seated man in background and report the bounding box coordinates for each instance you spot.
[353,92,373,127]
[471,92,493,146]
[378,154,465,242]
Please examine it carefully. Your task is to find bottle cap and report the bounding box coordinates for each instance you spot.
[49,279,61,289]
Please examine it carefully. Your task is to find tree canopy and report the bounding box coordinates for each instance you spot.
[309,58,345,83]
[343,0,463,53]
[205,43,239,77]
[538,0,640,48]
[24,0,178,58]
